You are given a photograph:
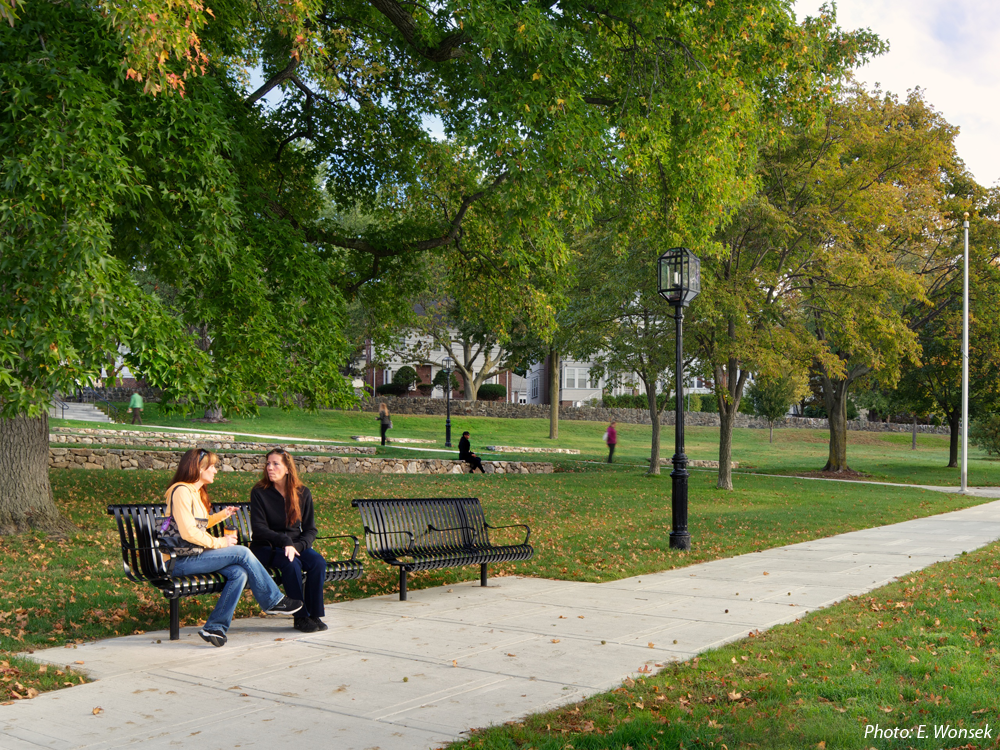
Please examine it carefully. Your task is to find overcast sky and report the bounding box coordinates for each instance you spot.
[794,0,1000,187]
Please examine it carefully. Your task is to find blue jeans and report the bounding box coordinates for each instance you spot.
[171,546,284,634]
[252,546,327,619]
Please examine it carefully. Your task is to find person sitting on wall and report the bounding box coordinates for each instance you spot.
[458,431,486,474]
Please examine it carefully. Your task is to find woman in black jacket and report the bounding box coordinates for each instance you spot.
[250,449,328,633]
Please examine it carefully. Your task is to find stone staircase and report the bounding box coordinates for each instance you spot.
[50,402,114,424]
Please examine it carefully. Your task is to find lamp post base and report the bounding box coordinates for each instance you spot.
[669,532,691,551]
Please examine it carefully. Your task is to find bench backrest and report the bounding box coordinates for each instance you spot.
[351,498,488,556]
[107,502,252,581]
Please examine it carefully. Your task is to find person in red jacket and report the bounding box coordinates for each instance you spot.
[605,420,617,463]
[250,449,328,633]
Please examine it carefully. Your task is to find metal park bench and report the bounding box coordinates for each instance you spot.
[351,497,533,601]
[107,501,363,640]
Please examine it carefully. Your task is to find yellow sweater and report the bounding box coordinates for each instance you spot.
[165,482,228,550]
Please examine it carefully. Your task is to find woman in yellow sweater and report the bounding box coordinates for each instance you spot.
[165,448,303,647]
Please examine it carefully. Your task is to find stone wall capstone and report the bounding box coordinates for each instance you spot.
[357,397,950,434]
[49,428,376,455]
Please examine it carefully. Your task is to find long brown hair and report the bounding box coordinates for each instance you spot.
[168,448,217,514]
[254,449,303,526]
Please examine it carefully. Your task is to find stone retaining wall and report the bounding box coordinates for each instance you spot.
[359,397,950,434]
[48,448,553,476]
[49,428,375,455]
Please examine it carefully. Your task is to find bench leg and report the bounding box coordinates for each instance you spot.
[169,598,180,641]
[399,568,407,601]
[481,563,488,587]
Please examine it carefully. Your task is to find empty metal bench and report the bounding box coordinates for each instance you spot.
[352,497,533,600]
[108,501,363,640]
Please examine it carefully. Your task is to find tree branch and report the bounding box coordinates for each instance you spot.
[368,0,470,61]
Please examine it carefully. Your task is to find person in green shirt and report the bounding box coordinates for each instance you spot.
[129,390,144,424]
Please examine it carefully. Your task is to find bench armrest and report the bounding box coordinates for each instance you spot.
[484,521,531,546]
[315,533,361,562]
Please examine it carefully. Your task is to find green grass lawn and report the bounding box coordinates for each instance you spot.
[53,404,1000,487]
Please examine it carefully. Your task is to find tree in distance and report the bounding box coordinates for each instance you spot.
[746,369,809,443]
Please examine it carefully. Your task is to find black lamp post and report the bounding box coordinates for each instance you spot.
[443,356,453,448]
[657,247,701,551]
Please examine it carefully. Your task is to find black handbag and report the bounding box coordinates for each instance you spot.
[154,514,204,559]
[156,487,205,568]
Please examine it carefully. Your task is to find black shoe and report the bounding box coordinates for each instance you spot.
[199,628,227,647]
[311,617,329,632]
[265,596,304,615]
[293,616,318,633]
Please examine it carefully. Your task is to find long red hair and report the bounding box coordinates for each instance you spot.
[254,449,303,526]
[168,448,217,514]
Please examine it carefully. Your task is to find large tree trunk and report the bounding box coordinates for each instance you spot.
[0,414,74,535]
[548,349,560,439]
[947,409,960,468]
[646,379,660,475]
[821,376,851,472]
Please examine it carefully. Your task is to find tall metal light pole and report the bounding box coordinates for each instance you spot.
[443,356,453,448]
[657,248,701,551]
[962,212,970,493]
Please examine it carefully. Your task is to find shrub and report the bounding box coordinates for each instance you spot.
[477,383,507,401]
[971,415,1000,456]
[375,383,409,396]
[700,393,718,413]
[432,369,461,391]
[416,383,434,396]
[392,366,419,389]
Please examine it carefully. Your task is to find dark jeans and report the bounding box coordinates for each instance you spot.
[252,546,327,619]
[380,423,388,445]
[463,456,485,473]
[607,443,616,463]
[170,546,284,634]
[131,408,142,424]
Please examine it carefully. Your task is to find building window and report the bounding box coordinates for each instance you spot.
[530,377,539,400]
[564,368,590,389]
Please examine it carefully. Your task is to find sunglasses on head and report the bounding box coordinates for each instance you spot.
[198,449,208,462]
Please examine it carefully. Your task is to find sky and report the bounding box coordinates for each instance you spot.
[793,0,1000,187]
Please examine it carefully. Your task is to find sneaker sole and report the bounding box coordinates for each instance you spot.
[199,630,227,647]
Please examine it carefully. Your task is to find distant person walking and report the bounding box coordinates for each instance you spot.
[129,390,144,425]
[605,420,617,463]
[377,403,392,446]
[458,431,486,473]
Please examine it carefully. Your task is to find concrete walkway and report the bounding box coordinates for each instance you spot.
[6,498,1000,750]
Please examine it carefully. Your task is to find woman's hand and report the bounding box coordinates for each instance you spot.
[284,545,299,562]
[224,506,239,518]
[222,534,238,547]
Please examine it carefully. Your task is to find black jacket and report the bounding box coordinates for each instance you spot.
[458,436,474,460]
[249,485,318,553]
